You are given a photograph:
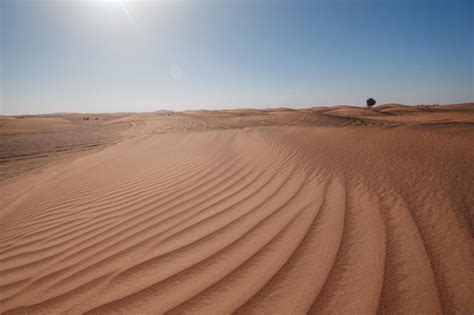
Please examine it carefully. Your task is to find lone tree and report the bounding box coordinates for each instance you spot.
[366,98,376,109]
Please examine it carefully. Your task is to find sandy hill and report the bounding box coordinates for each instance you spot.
[0,104,473,314]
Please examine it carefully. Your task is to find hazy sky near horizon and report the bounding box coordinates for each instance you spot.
[1,0,472,115]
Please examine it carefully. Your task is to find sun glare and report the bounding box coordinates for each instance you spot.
[98,0,138,29]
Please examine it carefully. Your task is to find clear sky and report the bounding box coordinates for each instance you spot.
[1,0,472,115]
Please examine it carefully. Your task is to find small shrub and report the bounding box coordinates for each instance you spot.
[366,98,376,109]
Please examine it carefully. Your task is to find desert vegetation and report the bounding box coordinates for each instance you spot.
[366,98,376,108]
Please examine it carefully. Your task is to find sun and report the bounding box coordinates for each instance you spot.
[99,0,128,7]
[97,0,137,28]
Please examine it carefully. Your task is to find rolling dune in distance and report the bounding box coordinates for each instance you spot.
[0,104,473,314]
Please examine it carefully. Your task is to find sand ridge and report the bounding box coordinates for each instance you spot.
[0,104,473,314]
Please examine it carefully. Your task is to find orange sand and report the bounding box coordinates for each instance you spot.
[1,104,473,314]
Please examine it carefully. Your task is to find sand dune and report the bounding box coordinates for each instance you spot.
[0,104,473,314]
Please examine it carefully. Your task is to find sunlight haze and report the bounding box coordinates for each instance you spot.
[1,0,472,114]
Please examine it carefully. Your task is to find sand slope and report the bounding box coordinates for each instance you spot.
[0,115,131,181]
[0,104,473,314]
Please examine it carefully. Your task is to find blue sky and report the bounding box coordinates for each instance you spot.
[1,0,472,115]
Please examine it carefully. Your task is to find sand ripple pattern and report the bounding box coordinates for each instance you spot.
[0,122,473,314]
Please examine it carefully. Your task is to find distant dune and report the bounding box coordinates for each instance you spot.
[0,104,473,314]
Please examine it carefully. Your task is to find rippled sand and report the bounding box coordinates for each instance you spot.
[1,104,473,314]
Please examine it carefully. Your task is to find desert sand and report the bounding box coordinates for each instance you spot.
[0,104,473,314]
